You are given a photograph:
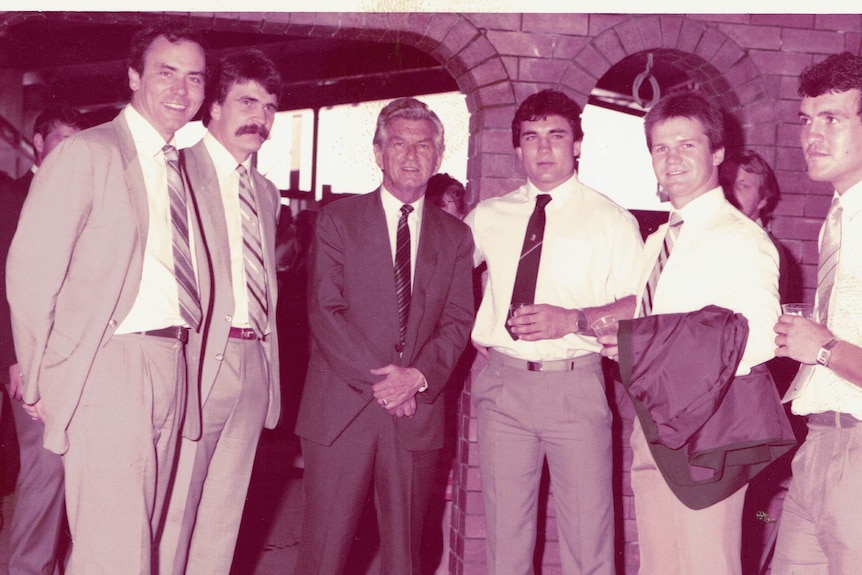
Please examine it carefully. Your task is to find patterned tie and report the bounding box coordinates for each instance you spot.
[163,145,201,329]
[237,165,268,337]
[640,211,683,317]
[816,195,842,324]
[507,194,552,339]
[395,204,414,347]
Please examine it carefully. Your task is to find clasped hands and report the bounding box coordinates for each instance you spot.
[371,364,424,418]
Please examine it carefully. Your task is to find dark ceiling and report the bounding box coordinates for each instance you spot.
[0,11,457,128]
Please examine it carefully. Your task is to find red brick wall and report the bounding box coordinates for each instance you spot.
[215,11,861,574]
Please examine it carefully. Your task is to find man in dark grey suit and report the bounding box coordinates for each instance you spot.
[295,97,474,575]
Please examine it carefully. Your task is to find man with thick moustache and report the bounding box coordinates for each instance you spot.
[773,51,862,575]
[2,105,84,575]
[295,97,474,575]
[6,25,207,574]
[159,49,282,575]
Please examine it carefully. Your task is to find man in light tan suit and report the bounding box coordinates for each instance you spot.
[159,49,282,575]
[6,25,208,574]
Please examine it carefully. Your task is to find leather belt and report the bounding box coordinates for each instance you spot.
[489,349,596,372]
[807,411,860,428]
[138,326,189,344]
[229,327,260,341]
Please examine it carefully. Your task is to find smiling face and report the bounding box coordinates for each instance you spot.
[374,117,443,204]
[516,114,580,192]
[649,116,724,210]
[208,80,277,163]
[128,35,206,142]
[799,89,862,194]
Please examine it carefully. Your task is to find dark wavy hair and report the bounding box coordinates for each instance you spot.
[127,24,206,75]
[644,92,724,153]
[33,105,85,139]
[512,89,584,148]
[202,49,282,126]
[799,51,862,119]
[425,173,467,218]
[720,150,781,222]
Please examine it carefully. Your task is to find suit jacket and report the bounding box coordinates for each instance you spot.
[182,139,281,428]
[618,305,796,510]
[6,112,208,454]
[295,190,474,452]
[0,171,32,376]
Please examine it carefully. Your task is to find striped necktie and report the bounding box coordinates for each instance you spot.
[237,165,268,337]
[507,194,552,339]
[163,145,201,329]
[640,211,683,317]
[395,204,414,347]
[816,195,842,324]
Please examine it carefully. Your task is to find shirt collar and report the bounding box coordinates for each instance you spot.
[674,186,725,225]
[837,180,862,221]
[380,184,425,220]
[524,171,580,206]
[203,132,252,180]
[124,104,175,159]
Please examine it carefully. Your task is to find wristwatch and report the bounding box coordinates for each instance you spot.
[816,338,840,368]
[575,309,588,335]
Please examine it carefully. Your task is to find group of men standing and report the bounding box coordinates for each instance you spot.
[4,26,283,575]
[3,20,862,575]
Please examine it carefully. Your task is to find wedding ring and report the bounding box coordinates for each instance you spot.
[381,399,388,406]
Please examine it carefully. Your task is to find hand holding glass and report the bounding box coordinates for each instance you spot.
[781,303,814,320]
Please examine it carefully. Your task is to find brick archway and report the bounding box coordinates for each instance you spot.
[559,15,777,158]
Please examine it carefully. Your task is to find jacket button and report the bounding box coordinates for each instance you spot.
[215,354,224,361]
[225,315,232,323]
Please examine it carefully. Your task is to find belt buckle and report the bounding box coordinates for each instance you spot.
[527,361,543,372]
[176,327,189,344]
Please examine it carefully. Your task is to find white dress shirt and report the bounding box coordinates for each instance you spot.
[467,173,643,361]
[788,182,862,417]
[202,132,268,332]
[640,187,780,375]
[116,104,193,333]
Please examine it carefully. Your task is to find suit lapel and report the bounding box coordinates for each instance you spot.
[402,204,441,361]
[363,190,401,340]
[113,114,149,248]
[187,141,233,290]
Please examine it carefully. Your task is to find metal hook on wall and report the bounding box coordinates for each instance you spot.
[633,53,661,109]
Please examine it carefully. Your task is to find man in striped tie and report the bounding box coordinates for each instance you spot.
[158,49,283,575]
[772,52,862,575]
[295,98,474,575]
[599,91,781,575]
[6,25,207,574]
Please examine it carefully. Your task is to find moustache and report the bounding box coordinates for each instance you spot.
[235,124,270,139]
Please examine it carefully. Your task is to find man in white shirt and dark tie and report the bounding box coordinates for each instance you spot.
[467,89,643,575]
